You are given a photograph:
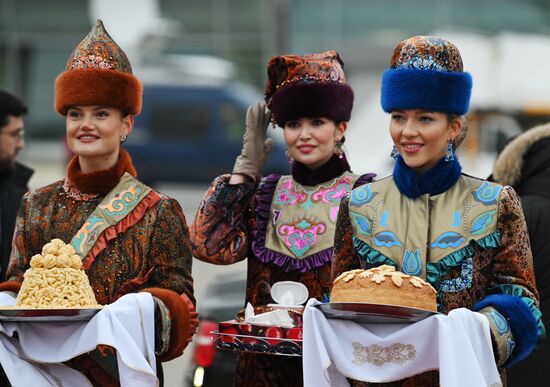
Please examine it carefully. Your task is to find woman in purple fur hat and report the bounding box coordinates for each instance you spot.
[190,51,375,386]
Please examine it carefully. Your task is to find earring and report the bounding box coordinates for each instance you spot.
[445,141,455,162]
[390,145,400,160]
[334,139,344,159]
[285,149,294,164]
[120,134,127,143]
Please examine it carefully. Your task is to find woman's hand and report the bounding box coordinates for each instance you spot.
[231,102,273,181]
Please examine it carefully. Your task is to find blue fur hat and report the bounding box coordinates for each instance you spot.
[381,36,472,115]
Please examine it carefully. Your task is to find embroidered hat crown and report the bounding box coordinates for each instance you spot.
[390,36,464,72]
[265,51,346,102]
[65,20,133,74]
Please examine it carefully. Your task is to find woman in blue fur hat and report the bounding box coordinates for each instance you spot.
[331,35,544,385]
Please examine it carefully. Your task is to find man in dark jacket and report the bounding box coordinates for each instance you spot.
[492,123,550,387]
[0,90,33,282]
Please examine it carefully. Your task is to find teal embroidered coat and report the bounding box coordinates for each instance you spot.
[332,174,544,385]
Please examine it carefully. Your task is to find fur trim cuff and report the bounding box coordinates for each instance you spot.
[142,287,193,362]
[55,68,142,115]
[381,68,472,114]
[474,294,539,367]
[0,281,22,294]
[271,82,353,127]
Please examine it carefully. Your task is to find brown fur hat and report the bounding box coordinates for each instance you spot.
[54,20,142,116]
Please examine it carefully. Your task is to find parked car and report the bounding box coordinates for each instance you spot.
[122,56,288,185]
[187,273,246,387]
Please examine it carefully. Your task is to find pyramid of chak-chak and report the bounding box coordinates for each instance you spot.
[15,239,100,308]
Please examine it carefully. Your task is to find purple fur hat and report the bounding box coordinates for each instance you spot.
[265,51,354,127]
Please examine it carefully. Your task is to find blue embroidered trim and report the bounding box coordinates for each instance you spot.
[439,258,473,292]
[402,249,422,276]
[431,231,465,249]
[352,237,396,268]
[349,184,377,206]
[427,231,500,286]
[353,232,500,291]
[372,231,402,248]
[471,181,502,205]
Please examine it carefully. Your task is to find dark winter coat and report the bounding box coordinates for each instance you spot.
[0,162,32,281]
[492,123,550,387]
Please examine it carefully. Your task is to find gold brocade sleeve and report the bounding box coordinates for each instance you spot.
[189,175,256,265]
[494,186,540,305]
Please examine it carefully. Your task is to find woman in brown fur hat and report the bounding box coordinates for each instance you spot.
[0,20,197,386]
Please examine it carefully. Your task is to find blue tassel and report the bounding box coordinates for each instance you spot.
[445,141,455,162]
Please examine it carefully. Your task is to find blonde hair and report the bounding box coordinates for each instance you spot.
[448,114,468,149]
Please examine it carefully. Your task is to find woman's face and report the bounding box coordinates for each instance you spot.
[66,105,133,170]
[389,109,460,173]
[283,117,346,170]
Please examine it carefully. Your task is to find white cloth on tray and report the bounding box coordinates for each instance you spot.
[303,298,502,387]
[0,292,157,387]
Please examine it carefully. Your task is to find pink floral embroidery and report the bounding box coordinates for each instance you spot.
[311,176,354,204]
[278,220,327,258]
[275,178,307,205]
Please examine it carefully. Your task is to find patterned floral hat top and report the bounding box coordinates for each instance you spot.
[265,50,347,104]
[264,51,354,127]
[65,20,133,73]
[389,36,464,73]
[55,19,142,115]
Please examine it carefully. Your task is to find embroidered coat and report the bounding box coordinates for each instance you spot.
[0,150,195,386]
[332,174,544,386]
[190,156,374,386]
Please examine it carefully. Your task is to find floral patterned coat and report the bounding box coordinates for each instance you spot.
[0,151,195,386]
[190,160,374,387]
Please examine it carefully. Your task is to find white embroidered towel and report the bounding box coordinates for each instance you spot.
[0,292,157,387]
[303,298,501,387]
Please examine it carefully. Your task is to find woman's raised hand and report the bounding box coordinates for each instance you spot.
[231,102,273,181]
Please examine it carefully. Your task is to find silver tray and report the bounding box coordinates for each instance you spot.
[211,331,302,357]
[0,307,102,322]
[316,302,437,324]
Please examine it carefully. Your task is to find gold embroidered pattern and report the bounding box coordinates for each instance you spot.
[352,342,416,366]
[63,179,99,201]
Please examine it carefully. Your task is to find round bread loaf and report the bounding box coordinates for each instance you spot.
[331,265,437,312]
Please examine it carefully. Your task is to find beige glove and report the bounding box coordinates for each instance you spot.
[232,102,273,180]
